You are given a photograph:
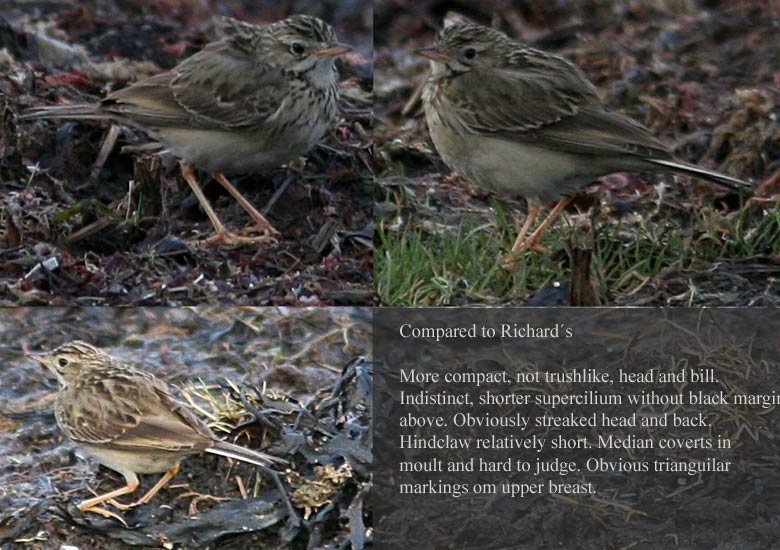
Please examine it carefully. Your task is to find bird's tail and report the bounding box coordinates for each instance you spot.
[19,104,106,121]
[206,440,287,468]
[651,158,752,193]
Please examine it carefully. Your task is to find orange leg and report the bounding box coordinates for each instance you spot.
[179,163,277,247]
[509,202,542,255]
[77,472,139,522]
[525,196,575,249]
[503,195,575,265]
[111,463,181,509]
[211,172,280,236]
[502,201,549,266]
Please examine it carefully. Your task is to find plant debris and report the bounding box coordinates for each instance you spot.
[0,307,372,549]
[0,0,373,306]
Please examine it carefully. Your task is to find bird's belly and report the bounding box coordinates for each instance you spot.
[430,122,603,203]
[80,444,185,475]
[156,124,327,175]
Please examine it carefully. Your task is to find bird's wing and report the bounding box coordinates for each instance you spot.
[446,64,674,160]
[444,56,599,134]
[169,43,290,129]
[102,43,289,130]
[57,370,214,452]
[530,107,675,159]
[100,72,194,127]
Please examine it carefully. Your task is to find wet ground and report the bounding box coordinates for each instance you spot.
[0,306,372,549]
[374,0,780,305]
[0,0,373,306]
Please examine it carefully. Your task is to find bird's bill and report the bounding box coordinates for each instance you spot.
[26,351,54,369]
[314,42,353,57]
[415,46,453,63]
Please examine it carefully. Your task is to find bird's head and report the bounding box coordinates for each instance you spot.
[220,15,351,80]
[416,22,512,75]
[27,340,111,386]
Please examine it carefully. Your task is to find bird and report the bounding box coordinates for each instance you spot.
[21,15,352,246]
[28,340,285,521]
[416,20,751,262]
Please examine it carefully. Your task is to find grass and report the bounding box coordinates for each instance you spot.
[375,193,780,306]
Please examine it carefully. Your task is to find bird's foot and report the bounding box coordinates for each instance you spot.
[746,195,780,207]
[176,490,230,515]
[84,485,135,511]
[243,218,281,237]
[105,498,136,510]
[77,502,128,525]
[196,226,279,248]
[501,241,548,267]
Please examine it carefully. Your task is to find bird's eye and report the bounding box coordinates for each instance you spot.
[58,358,69,368]
[291,42,306,56]
[463,48,477,60]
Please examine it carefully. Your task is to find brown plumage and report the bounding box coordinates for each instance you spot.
[418,21,751,259]
[21,15,351,246]
[28,340,283,521]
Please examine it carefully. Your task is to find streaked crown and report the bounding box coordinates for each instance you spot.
[270,14,337,45]
[437,22,509,51]
[28,340,113,384]
[219,14,344,73]
[423,21,585,83]
[433,22,513,71]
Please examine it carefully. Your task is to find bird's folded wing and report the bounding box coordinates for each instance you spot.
[102,46,289,131]
[101,72,193,127]
[102,412,214,452]
[448,68,673,160]
[527,108,675,160]
[169,44,290,129]
[58,375,213,452]
[445,63,598,134]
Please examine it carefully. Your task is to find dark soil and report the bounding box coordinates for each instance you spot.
[0,0,373,306]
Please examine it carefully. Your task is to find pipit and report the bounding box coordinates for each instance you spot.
[417,21,750,262]
[22,15,352,246]
[28,340,285,521]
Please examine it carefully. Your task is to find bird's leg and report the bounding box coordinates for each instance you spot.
[211,172,280,237]
[525,196,575,249]
[180,162,229,238]
[501,202,545,265]
[179,163,276,247]
[77,472,139,522]
[504,196,575,265]
[122,463,181,508]
[510,202,542,254]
